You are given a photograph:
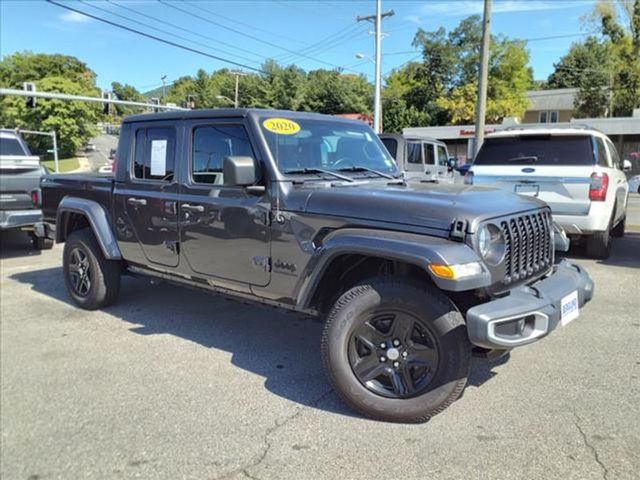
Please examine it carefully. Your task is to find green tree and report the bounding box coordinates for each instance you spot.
[409,16,533,126]
[110,82,145,117]
[300,70,372,114]
[0,52,100,157]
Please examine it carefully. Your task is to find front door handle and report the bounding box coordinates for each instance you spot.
[181,203,205,213]
[127,197,147,206]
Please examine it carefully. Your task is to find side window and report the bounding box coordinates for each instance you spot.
[437,145,448,166]
[595,137,609,167]
[133,127,176,181]
[423,143,435,165]
[407,142,422,164]
[192,124,255,185]
[606,139,621,169]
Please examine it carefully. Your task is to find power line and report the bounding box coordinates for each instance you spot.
[158,0,369,76]
[275,24,366,63]
[45,0,266,74]
[182,0,310,45]
[104,0,269,64]
[78,0,263,68]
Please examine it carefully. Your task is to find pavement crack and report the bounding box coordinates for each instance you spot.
[215,389,334,480]
[573,413,610,480]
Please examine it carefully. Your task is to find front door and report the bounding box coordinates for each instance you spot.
[179,121,271,287]
[114,124,180,268]
[423,143,437,181]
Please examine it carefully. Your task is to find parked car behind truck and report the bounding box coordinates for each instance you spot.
[0,129,52,249]
[38,109,593,423]
[379,134,459,184]
[468,126,630,258]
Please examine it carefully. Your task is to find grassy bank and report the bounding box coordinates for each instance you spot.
[42,157,80,173]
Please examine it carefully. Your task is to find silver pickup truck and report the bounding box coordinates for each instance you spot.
[0,129,53,249]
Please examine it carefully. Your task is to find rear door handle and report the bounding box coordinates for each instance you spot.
[127,197,147,206]
[181,203,205,213]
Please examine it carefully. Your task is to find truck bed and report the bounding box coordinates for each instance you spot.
[41,174,114,223]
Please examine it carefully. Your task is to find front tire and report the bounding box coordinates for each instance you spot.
[321,278,471,423]
[63,228,121,310]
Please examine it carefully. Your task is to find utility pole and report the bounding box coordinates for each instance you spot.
[473,0,492,158]
[230,70,247,108]
[161,75,167,101]
[357,1,394,134]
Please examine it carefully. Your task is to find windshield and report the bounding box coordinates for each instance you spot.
[259,116,398,176]
[474,135,595,166]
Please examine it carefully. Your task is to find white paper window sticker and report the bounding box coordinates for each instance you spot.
[150,139,167,177]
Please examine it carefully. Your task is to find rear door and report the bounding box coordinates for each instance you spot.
[113,123,180,268]
[604,137,629,222]
[472,134,596,216]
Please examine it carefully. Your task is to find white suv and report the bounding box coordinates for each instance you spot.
[467,126,630,258]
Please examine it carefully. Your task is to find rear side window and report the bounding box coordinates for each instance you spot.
[474,135,595,166]
[595,137,609,167]
[423,144,435,165]
[407,142,422,164]
[0,137,28,156]
[380,138,398,158]
[133,127,176,181]
[192,124,255,184]
[605,139,621,169]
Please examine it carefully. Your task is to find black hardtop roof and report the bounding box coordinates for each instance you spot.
[123,108,365,125]
[379,132,445,145]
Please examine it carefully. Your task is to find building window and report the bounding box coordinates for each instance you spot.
[538,111,559,123]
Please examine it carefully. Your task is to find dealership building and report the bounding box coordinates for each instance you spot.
[403,88,640,174]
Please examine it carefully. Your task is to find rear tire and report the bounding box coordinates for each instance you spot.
[585,227,612,259]
[63,228,120,310]
[321,278,471,423]
[31,233,54,250]
[611,216,625,238]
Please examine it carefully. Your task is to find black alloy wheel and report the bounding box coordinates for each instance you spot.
[67,247,92,297]
[348,309,440,399]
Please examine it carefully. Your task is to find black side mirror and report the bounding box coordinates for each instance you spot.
[223,156,259,187]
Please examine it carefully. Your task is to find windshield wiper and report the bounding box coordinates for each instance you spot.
[506,155,538,163]
[336,166,395,180]
[284,167,354,183]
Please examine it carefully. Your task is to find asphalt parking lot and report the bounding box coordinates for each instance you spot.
[1,216,639,479]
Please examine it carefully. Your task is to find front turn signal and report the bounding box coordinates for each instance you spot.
[428,262,483,280]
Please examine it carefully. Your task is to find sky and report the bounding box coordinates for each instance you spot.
[0,0,601,93]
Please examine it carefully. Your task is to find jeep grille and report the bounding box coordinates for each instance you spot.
[501,210,553,286]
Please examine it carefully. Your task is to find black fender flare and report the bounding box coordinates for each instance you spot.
[56,197,122,260]
[296,228,489,309]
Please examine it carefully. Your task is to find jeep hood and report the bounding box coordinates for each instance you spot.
[292,182,547,233]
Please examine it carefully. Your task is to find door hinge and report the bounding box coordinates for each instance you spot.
[165,240,179,254]
[253,256,272,272]
[449,219,468,242]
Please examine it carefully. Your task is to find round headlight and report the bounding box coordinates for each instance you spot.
[477,224,506,265]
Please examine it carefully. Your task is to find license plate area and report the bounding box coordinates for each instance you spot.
[560,290,579,326]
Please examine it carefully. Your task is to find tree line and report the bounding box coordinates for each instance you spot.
[1,1,638,159]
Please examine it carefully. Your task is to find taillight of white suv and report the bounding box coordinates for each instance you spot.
[589,172,609,201]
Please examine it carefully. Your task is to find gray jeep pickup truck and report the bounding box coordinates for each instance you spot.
[38,109,594,423]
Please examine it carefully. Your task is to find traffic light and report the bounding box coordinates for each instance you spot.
[150,97,160,113]
[186,95,195,109]
[23,82,36,108]
[102,91,112,115]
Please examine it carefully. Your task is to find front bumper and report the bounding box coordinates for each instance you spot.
[0,209,42,230]
[466,260,594,349]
